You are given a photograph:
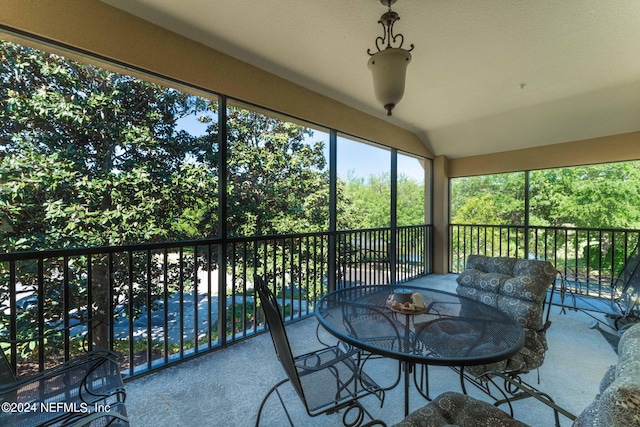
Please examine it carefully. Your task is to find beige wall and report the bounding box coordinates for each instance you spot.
[431,156,449,274]
[0,0,431,159]
[448,131,640,178]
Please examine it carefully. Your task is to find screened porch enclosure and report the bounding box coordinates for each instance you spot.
[0,38,432,381]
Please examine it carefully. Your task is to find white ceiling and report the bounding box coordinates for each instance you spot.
[102,0,640,158]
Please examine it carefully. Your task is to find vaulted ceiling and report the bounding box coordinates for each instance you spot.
[102,0,640,158]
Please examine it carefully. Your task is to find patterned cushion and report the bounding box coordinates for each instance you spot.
[465,254,489,272]
[391,391,529,427]
[465,255,518,276]
[573,323,640,426]
[458,270,509,291]
[487,257,519,275]
[456,256,556,375]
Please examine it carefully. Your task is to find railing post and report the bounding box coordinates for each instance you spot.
[218,96,228,347]
[524,170,531,258]
[327,130,338,292]
[390,149,398,283]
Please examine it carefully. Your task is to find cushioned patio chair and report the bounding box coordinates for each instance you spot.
[254,275,386,427]
[453,255,559,420]
[0,318,129,427]
[456,255,557,376]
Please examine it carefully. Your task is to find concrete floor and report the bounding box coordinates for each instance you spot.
[123,274,618,427]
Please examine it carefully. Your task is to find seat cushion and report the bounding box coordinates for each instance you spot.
[391,391,529,427]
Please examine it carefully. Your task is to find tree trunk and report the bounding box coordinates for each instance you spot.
[91,256,111,350]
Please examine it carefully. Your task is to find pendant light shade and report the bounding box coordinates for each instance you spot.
[367,0,414,116]
[368,48,412,116]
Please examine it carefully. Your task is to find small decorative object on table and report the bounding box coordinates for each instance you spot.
[387,291,427,314]
[394,288,413,303]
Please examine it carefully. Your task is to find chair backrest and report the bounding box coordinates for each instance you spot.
[342,303,403,352]
[254,275,306,401]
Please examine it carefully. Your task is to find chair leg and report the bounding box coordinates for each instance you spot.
[455,367,516,418]
[316,322,337,348]
[255,378,294,427]
[341,400,388,427]
[488,372,575,427]
[358,353,401,393]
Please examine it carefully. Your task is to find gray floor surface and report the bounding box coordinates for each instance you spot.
[124,274,618,427]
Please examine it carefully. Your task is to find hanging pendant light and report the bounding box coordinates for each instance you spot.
[367,0,414,116]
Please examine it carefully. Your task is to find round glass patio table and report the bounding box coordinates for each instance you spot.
[315,284,524,416]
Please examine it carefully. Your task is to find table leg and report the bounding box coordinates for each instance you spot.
[403,361,411,416]
[413,364,432,401]
[402,316,412,416]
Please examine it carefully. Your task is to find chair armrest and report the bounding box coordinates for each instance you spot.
[295,346,360,373]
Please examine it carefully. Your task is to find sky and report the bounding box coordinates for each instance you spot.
[335,134,426,182]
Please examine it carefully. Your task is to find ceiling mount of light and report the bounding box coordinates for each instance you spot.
[367,0,414,116]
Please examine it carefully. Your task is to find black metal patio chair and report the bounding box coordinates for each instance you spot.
[254,275,386,427]
[0,318,129,427]
[609,240,640,330]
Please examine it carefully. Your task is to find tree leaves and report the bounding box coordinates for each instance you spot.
[451,163,640,229]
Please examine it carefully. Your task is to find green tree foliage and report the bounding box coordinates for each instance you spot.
[0,41,332,250]
[0,41,216,251]
[340,172,425,229]
[340,172,390,229]
[529,163,640,229]
[451,164,640,273]
[397,174,425,227]
[224,106,329,236]
[451,173,525,225]
[451,163,640,230]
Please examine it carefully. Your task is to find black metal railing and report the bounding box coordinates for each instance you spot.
[337,225,432,287]
[0,225,431,379]
[450,223,640,299]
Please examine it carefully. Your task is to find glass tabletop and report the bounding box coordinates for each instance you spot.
[316,284,524,366]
